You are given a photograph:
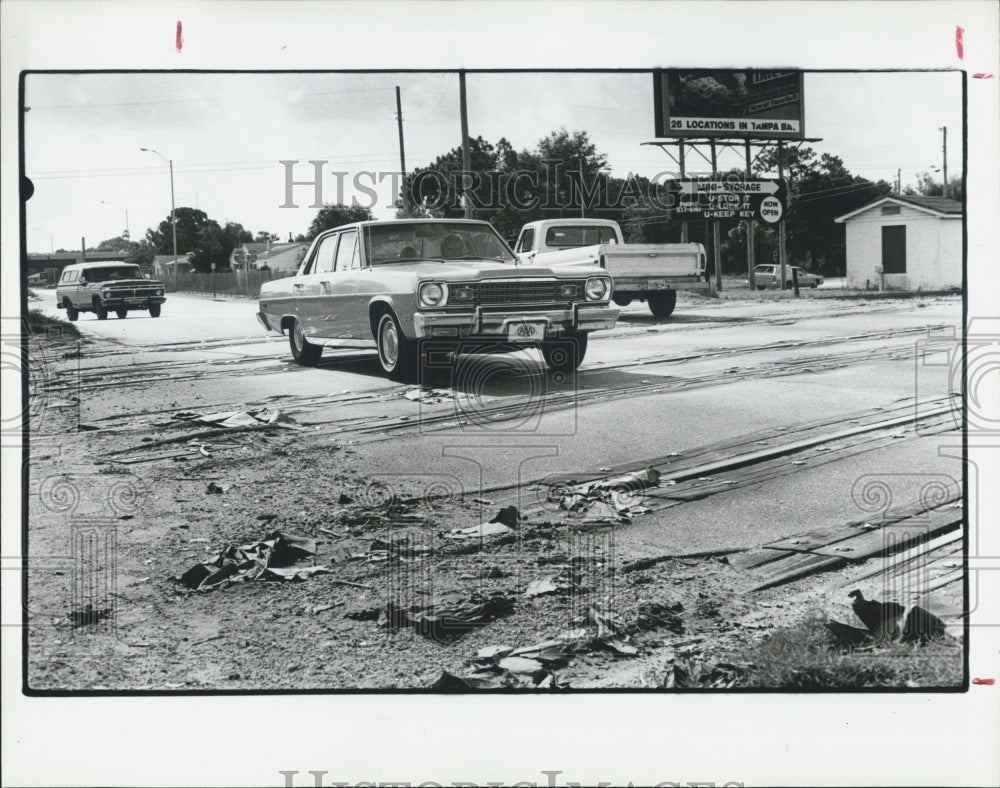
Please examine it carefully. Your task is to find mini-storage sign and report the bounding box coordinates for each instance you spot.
[670,178,787,222]
[654,70,805,140]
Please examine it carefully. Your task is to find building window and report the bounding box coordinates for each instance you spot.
[881,225,906,274]
[881,204,901,215]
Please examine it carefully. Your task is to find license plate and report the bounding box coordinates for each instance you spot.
[507,322,545,342]
[648,280,667,290]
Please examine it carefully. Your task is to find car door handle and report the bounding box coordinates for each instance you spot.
[319,280,331,286]
[293,283,304,289]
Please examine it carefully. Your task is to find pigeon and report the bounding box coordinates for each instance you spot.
[848,589,905,640]
[901,605,947,644]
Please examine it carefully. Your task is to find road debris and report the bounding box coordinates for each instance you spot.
[377,592,516,639]
[635,601,685,634]
[176,532,329,590]
[444,521,514,541]
[826,591,948,650]
[67,604,112,628]
[173,408,303,430]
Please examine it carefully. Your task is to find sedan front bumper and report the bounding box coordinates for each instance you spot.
[410,303,619,339]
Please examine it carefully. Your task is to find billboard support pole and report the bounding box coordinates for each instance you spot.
[679,142,688,243]
[777,140,788,292]
[710,140,722,292]
[745,139,755,290]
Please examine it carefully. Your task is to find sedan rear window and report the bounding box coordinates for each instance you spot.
[545,226,618,248]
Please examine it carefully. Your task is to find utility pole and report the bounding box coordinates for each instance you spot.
[777,141,788,292]
[896,168,901,195]
[395,86,408,217]
[710,139,722,292]
[939,126,948,198]
[745,140,755,289]
[459,71,472,219]
[678,142,688,243]
[579,156,586,218]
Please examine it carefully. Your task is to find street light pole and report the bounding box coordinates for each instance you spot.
[100,200,130,240]
[938,126,948,199]
[140,147,178,266]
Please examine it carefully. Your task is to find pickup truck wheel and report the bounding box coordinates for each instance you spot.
[612,293,633,307]
[756,285,766,291]
[115,308,128,319]
[648,290,677,318]
[149,304,161,318]
[289,318,322,366]
[64,300,79,321]
[541,333,588,374]
[376,312,417,382]
[93,298,109,320]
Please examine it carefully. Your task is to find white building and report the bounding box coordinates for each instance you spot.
[834,195,962,291]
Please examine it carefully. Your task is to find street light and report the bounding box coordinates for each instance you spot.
[32,227,54,254]
[100,200,130,241]
[140,147,177,267]
[937,126,948,199]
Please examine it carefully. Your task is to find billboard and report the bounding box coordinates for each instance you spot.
[654,70,805,139]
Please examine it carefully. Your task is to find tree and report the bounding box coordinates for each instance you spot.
[146,207,211,256]
[305,204,374,241]
[754,148,892,275]
[91,236,156,267]
[188,222,232,272]
[904,171,964,202]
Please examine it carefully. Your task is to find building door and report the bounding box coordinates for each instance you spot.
[881,225,906,273]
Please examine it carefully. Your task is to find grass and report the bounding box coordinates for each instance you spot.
[738,617,963,689]
[27,309,81,339]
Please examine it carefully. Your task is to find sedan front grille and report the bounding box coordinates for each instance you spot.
[470,279,584,305]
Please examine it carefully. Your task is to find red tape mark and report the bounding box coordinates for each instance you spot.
[176,21,184,53]
[972,677,995,685]
[955,26,964,59]
[973,73,995,79]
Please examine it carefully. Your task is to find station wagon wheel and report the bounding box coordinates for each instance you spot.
[289,318,322,366]
[64,300,79,322]
[541,332,588,374]
[648,290,677,318]
[376,312,416,382]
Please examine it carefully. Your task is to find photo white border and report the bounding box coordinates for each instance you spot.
[3,2,998,786]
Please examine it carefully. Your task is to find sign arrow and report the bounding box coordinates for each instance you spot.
[676,179,781,195]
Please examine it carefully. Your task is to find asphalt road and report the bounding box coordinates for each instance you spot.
[31,286,962,556]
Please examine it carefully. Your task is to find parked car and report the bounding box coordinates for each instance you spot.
[752,264,823,289]
[257,219,618,380]
[56,262,166,321]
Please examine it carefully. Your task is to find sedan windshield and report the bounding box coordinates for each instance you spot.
[83,266,142,281]
[364,222,516,266]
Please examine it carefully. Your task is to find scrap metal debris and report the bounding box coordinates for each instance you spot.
[635,601,685,634]
[350,592,516,639]
[67,604,112,628]
[444,507,521,541]
[173,408,303,430]
[554,468,661,524]
[176,532,329,590]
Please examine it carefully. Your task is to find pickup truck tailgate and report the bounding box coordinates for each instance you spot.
[603,245,704,278]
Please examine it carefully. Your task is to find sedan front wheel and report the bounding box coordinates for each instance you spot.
[376,312,417,382]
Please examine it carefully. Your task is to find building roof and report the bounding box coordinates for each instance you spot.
[835,195,963,223]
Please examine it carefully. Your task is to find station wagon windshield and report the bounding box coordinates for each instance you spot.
[363,222,516,266]
[82,266,141,281]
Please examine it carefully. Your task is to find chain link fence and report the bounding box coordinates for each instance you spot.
[159,269,288,299]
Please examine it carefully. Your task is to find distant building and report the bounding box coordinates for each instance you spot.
[834,195,962,290]
[230,241,307,273]
[152,253,194,277]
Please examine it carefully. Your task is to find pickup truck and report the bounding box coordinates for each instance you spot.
[513,218,709,318]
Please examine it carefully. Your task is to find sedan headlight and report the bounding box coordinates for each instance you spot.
[418,282,449,308]
[584,276,611,301]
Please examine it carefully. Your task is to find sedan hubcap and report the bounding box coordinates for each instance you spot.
[381,320,398,367]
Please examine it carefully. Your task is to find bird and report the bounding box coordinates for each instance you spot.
[848,589,905,640]
[901,605,947,644]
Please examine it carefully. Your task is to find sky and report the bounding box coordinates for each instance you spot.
[23,69,963,252]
